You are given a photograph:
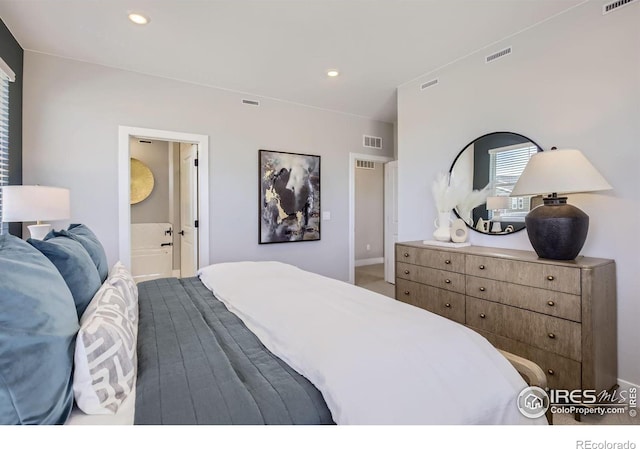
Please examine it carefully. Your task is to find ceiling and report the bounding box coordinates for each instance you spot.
[0,0,584,123]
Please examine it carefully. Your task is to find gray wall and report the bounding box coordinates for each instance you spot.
[130,138,170,224]
[22,52,394,282]
[397,2,639,386]
[355,163,383,261]
[0,18,23,237]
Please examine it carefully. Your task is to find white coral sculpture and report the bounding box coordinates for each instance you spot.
[431,172,467,214]
[455,182,493,226]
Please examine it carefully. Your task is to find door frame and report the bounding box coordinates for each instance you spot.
[118,126,210,270]
[348,152,393,284]
[383,160,398,284]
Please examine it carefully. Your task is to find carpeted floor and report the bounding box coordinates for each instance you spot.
[354,263,395,299]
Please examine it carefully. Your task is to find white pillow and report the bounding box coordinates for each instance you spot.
[73,282,137,414]
[107,261,138,326]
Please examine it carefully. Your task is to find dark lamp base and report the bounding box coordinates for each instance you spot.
[524,196,589,260]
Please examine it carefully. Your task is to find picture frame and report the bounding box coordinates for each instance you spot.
[259,149,321,244]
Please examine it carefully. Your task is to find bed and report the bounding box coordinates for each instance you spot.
[0,228,547,425]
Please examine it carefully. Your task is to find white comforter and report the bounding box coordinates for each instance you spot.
[198,261,544,425]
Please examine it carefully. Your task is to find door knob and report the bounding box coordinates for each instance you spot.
[179,230,185,236]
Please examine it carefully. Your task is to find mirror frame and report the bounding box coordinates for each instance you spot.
[449,131,543,235]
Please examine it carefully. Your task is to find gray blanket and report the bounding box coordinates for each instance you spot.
[134,277,334,424]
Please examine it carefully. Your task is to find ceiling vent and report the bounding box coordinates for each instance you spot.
[602,0,638,14]
[356,160,375,170]
[420,78,439,91]
[363,135,383,149]
[486,46,512,64]
[242,99,260,106]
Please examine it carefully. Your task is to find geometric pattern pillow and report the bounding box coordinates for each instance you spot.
[73,283,137,415]
[107,261,139,326]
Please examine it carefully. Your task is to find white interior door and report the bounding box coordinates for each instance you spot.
[384,161,398,284]
[180,143,199,277]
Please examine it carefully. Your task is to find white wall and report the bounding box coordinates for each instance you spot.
[22,52,393,282]
[397,1,640,385]
[170,142,181,271]
[130,138,170,224]
[355,163,384,261]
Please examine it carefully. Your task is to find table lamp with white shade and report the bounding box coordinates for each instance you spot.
[1,185,71,240]
[510,148,611,260]
[486,196,511,233]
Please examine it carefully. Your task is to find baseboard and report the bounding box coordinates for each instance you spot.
[355,257,384,267]
[617,378,640,391]
[172,269,181,278]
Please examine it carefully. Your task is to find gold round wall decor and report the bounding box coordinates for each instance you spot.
[130,158,155,204]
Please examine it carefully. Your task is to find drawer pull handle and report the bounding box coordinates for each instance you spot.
[403,252,410,258]
[547,369,555,376]
[445,260,451,265]
[479,287,486,292]
[479,265,485,270]
[403,291,410,295]
[445,303,451,308]
[404,270,410,275]
[547,275,555,281]
[445,279,451,284]
[548,333,556,339]
[547,300,555,307]
[479,313,486,319]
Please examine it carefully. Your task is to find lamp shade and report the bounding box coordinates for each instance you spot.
[486,196,510,210]
[1,185,70,222]
[510,149,612,197]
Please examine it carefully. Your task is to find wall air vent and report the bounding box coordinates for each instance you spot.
[242,99,260,106]
[356,160,375,170]
[420,78,439,91]
[363,135,383,149]
[603,0,638,14]
[486,46,512,64]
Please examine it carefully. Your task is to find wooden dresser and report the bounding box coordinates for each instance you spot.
[395,241,617,392]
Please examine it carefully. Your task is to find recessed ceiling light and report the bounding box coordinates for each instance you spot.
[128,13,149,25]
[327,70,340,77]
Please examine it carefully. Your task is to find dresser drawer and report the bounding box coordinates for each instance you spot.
[396,245,465,273]
[396,279,465,324]
[397,262,465,294]
[466,297,581,361]
[465,276,581,322]
[471,327,582,391]
[465,255,581,295]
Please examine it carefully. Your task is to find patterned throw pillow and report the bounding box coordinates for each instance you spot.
[107,261,139,325]
[73,283,137,414]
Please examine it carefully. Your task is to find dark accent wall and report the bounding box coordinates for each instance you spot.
[471,133,529,224]
[0,18,23,237]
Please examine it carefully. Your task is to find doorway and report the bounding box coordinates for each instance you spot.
[128,138,200,282]
[348,153,393,288]
[118,126,209,273]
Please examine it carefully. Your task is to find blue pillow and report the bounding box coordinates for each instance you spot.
[28,236,102,318]
[0,234,79,425]
[47,224,108,282]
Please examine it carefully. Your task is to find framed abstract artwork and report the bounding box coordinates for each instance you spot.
[259,150,321,244]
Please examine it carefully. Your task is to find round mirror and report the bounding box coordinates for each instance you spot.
[130,158,155,205]
[449,132,542,235]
